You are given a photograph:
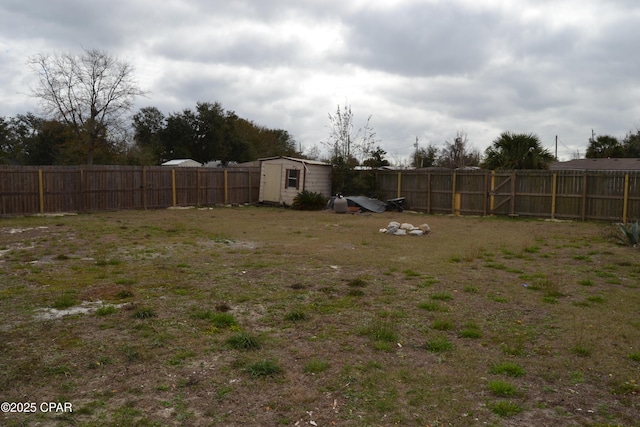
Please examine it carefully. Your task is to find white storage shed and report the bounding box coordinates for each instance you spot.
[259,156,332,205]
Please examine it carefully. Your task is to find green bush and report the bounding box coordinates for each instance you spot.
[292,190,327,210]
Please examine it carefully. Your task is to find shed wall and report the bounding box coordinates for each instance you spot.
[259,159,331,205]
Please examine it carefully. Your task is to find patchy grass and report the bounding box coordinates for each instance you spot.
[1,208,639,426]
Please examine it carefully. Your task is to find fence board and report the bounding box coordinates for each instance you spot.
[0,165,260,216]
[375,169,640,222]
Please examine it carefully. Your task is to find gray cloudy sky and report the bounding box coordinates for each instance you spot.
[1,0,639,162]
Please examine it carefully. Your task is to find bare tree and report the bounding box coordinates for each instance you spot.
[29,48,146,165]
[323,102,377,165]
[437,130,480,169]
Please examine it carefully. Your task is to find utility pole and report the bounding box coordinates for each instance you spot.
[555,135,558,159]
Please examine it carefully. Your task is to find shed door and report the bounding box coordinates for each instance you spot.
[263,163,282,202]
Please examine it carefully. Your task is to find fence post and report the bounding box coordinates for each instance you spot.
[223,170,228,205]
[38,169,44,214]
[451,172,457,215]
[427,172,432,214]
[171,169,177,207]
[483,172,489,216]
[79,168,84,213]
[396,171,402,198]
[551,172,557,219]
[142,167,147,210]
[196,168,201,207]
[623,173,630,224]
[581,173,587,221]
[489,171,495,214]
[510,171,516,216]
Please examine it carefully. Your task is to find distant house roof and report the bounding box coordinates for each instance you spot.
[259,156,331,167]
[550,158,640,171]
[161,159,201,167]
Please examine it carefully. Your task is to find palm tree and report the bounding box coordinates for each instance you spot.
[481,132,555,170]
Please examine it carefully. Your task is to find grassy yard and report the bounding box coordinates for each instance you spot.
[0,207,639,426]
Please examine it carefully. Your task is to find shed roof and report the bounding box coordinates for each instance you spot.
[259,156,331,167]
[161,159,201,167]
[550,158,640,171]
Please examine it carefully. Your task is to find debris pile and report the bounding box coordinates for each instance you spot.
[379,221,431,236]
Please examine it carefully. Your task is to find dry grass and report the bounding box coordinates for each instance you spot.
[1,207,639,426]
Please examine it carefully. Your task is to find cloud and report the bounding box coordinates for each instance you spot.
[1,0,640,162]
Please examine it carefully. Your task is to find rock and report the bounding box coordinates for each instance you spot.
[393,229,407,236]
[400,223,414,230]
[419,224,431,234]
[387,221,400,229]
[409,230,424,236]
[379,228,388,233]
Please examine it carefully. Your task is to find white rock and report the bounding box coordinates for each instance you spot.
[394,229,407,236]
[387,221,400,229]
[379,228,388,233]
[409,230,424,236]
[400,223,414,230]
[419,224,431,233]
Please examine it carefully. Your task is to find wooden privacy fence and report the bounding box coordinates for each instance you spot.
[0,165,260,216]
[376,169,640,222]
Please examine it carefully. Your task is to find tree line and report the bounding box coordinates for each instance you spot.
[585,132,640,158]
[0,104,301,166]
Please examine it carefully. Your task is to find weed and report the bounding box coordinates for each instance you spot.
[304,359,330,374]
[360,320,398,343]
[629,353,640,362]
[430,292,452,301]
[226,333,262,350]
[122,345,141,362]
[578,279,594,286]
[347,288,365,297]
[246,359,283,377]
[501,343,525,356]
[209,312,238,328]
[459,322,482,339]
[403,269,421,278]
[95,305,117,316]
[167,349,196,366]
[133,308,156,319]
[489,362,525,377]
[52,293,78,309]
[417,301,447,312]
[489,400,523,417]
[191,310,238,328]
[571,344,592,357]
[346,278,367,287]
[431,319,454,331]
[423,337,454,353]
[584,295,605,305]
[116,289,134,299]
[488,380,518,397]
[284,310,307,322]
